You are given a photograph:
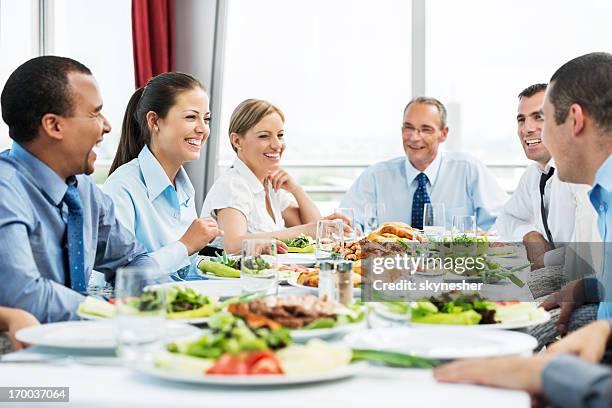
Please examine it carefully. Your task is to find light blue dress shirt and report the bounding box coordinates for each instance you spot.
[0,143,156,323]
[102,145,197,277]
[588,154,612,319]
[339,151,508,231]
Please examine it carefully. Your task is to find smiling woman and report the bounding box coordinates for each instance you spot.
[102,72,222,279]
[201,99,348,254]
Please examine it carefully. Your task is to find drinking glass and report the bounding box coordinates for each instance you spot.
[364,202,386,235]
[451,215,476,238]
[423,203,446,240]
[241,239,278,296]
[316,219,344,261]
[451,215,477,256]
[334,207,357,241]
[115,266,166,366]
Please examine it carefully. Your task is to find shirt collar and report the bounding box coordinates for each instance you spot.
[593,154,612,191]
[8,142,68,206]
[404,150,443,186]
[232,157,264,194]
[538,158,556,174]
[138,145,194,205]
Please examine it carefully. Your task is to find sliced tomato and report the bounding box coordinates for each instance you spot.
[206,353,248,375]
[108,298,116,305]
[495,301,520,306]
[245,351,283,375]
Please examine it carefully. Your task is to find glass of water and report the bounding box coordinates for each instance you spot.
[451,215,477,256]
[316,219,344,261]
[241,239,278,296]
[423,203,446,240]
[334,207,357,241]
[364,202,386,235]
[115,266,166,366]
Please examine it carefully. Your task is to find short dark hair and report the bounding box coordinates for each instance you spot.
[1,55,92,144]
[404,97,448,129]
[518,83,547,100]
[549,52,612,133]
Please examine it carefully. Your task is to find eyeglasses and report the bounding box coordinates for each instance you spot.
[401,124,437,136]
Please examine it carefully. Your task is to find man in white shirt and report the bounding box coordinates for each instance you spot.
[340,97,507,232]
[493,84,576,268]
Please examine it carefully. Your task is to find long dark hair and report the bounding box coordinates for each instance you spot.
[109,72,205,175]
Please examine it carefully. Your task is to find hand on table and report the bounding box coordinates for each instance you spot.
[5,309,39,351]
[546,319,612,363]
[539,279,585,335]
[322,212,354,235]
[434,354,556,397]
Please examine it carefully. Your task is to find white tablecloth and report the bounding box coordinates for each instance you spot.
[0,357,529,408]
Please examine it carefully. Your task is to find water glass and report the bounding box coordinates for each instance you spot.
[451,215,476,238]
[316,219,344,261]
[115,266,166,366]
[364,202,386,235]
[423,203,446,240]
[334,207,357,241]
[241,239,278,295]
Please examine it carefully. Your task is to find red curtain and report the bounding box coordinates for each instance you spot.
[131,0,175,88]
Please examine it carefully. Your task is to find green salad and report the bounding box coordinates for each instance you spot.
[280,234,315,253]
[411,292,497,325]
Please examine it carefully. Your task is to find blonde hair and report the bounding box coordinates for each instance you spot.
[228,99,285,153]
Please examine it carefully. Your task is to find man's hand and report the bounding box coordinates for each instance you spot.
[547,320,612,363]
[523,231,553,270]
[540,279,585,335]
[322,212,354,235]
[6,309,39,351]
[434,354,556,396]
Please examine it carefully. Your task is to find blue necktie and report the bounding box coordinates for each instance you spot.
[63,180,87,293]
[411,172,431,230]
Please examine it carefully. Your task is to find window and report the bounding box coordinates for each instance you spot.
[219,0,413,213]
[51,0,135,183]
[425,0,612,190]
[0,0,38,151]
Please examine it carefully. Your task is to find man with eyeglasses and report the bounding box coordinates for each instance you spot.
[340,96,507,232]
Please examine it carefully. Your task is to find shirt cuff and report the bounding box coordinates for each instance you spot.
[150,241,191,275]
[542,354,612,408]
[584,276,603,303]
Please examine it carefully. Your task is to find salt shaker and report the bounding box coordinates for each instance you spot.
[337,261,354,305]
[318,261,338,302]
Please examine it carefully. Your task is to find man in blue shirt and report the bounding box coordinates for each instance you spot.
[435,52,612,408]
[0,56,157,323]
[340,97,507,232]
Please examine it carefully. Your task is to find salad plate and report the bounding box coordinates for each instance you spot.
[344,327,538,360]
[290,321,366,342]
[16,320,198,350]
[277,253,317,267]
[135,360,365,386]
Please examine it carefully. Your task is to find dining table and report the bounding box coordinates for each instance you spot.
[0,246,536,407]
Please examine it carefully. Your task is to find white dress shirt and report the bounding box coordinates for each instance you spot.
[201,158,294,248]
[339,151,508,231]
[493,161,575,244]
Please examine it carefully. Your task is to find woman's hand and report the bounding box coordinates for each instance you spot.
[266,169,300,193]
[6,309,39,351]
[179,217,223,255]
[322,212,354,235]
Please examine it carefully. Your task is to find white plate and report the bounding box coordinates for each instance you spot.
[76,310,211,325]
[371,304,551,330]
[16,321,199,350]
[290,321,366,342]
[344,327,537,360]
[162,280,242,300]
[286,275,362,296]
[277,253,317,266]
[443,273,484,283]
[135,361,365,386]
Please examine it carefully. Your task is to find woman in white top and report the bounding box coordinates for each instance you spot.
[202,99,347,254]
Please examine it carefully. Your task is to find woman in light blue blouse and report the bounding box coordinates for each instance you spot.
[103,72,221,278]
